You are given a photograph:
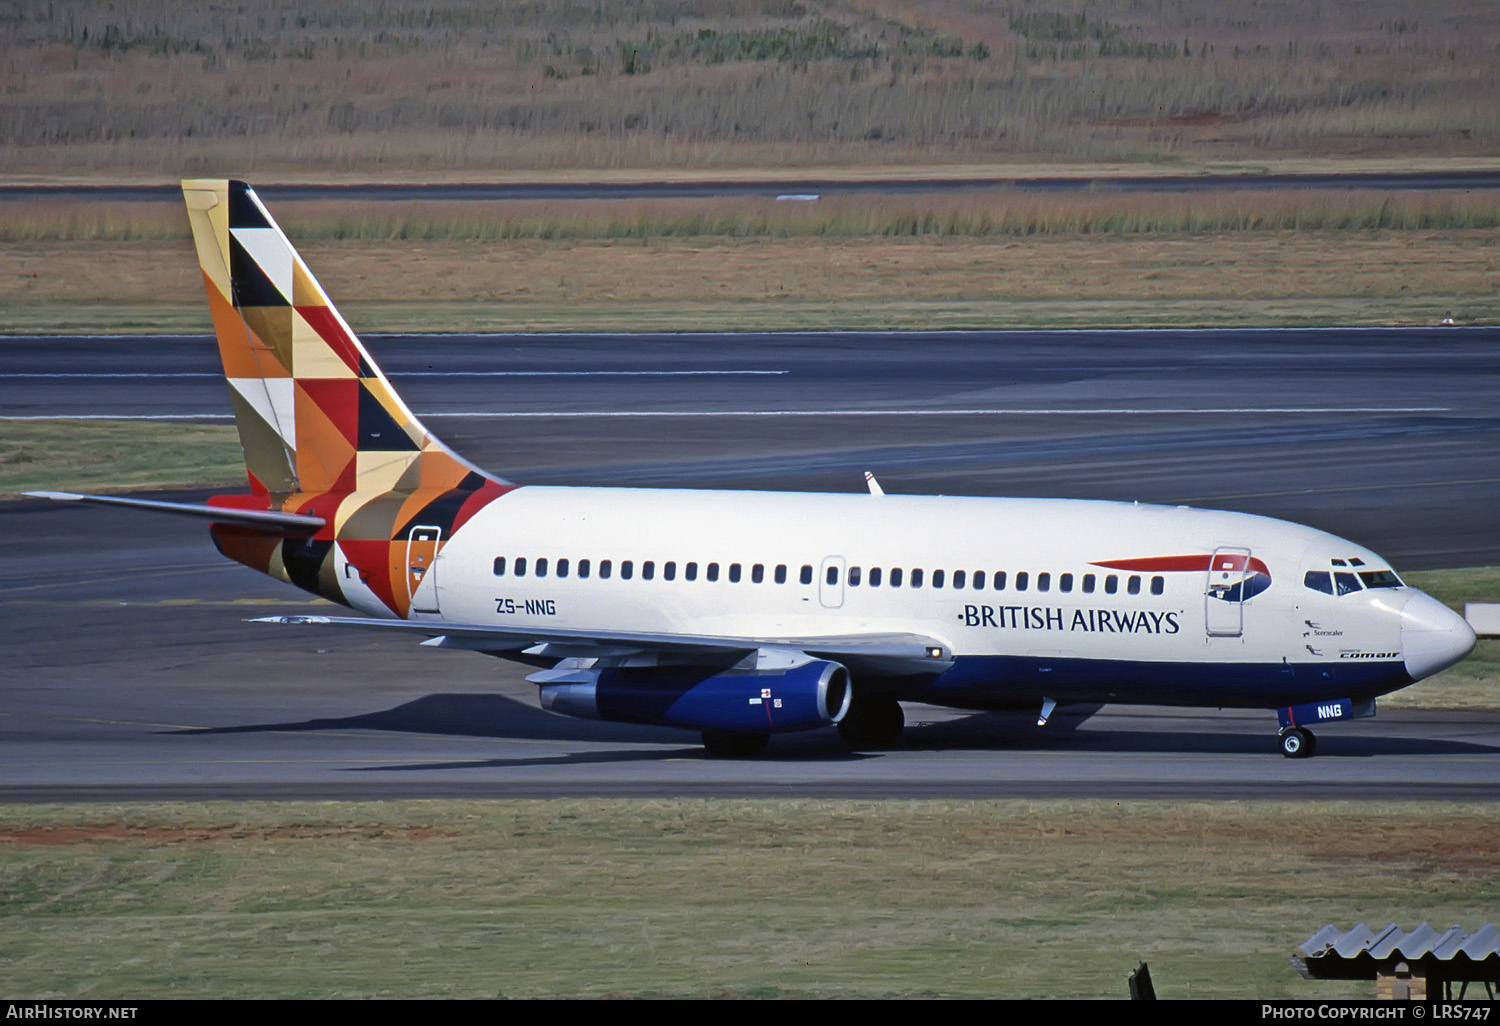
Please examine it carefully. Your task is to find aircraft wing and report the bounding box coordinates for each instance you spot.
[252,614,952,675]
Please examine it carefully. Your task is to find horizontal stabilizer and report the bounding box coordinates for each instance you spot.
[24,491,325,531]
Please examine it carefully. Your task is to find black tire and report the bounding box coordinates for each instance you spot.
[701,731,769,757]
[838,695,905,748]
[1279,727,1315,759]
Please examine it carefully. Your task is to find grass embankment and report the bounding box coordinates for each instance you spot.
[0,420,242,497]
[5,190,1499,333]
[2,800,1495,999]
[4,0,1498,178]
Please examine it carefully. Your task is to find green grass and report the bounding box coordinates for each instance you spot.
[0,420,242,498]
[2,799,1495,999]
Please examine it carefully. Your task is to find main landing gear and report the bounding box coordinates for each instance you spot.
[1278,726,1317,759]
[701,731,770,757]
[837,694,905,748]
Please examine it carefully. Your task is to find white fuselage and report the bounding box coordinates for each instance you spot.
[384,486,1459,710]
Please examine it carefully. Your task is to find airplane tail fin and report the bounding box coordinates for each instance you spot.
[180,179,504,499]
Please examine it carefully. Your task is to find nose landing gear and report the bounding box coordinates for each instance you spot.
[1278,726,1317,759]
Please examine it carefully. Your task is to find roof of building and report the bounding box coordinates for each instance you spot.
[1295,924,1500,981]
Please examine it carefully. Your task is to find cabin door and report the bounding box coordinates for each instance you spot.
[406,525,444,615]
[1204,546,1251,637]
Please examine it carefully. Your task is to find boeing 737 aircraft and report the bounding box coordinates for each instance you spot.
[30,180,1477,758]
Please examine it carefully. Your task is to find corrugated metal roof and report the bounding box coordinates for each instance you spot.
[1299,923,1500,963]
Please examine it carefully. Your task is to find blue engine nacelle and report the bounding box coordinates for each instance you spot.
[539,659,852,734]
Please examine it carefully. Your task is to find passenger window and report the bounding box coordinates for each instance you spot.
[1334,572,1361,596]
[557,558,569,578]
[932,569,945,588]
[578,559,590,579]
[1105,575,1118,594]
[620,560,632,580]
[1016,571,1029,592]
[1037,572,1051,593]
[992,571,1006,591]
[800,565,813,585]
[514,557,527,577]
[706,562,719,582]
[1082,574,1095,594]
[973,570,985,590]
[642,560,655,581]
[910,568,924,588]
[869,567,882,587]
[889,568,903,588]
[751,564,763,584]
[493,557,506,577]
[1303,571,1334,595]
[685,562,697,582]
[849,566,862,587]
[953,570,966,589]
[826,565,839,586]
[775,564,787,584]
[666,561,679,581]
[1150,575,1164,596]
[599,559,611,579]
[536,558,548,578]
[1059,573,1073,593]
[1127,575,1141,596]
[728,563,740,583]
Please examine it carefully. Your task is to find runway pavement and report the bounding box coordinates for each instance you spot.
[3,328,1499,799]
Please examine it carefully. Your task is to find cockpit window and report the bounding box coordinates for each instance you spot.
[1334,572,1362,596]
[1358,569,1403,589]
[1303,571,1334,595]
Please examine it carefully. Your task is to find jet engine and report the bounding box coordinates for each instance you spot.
[538,658,852,734]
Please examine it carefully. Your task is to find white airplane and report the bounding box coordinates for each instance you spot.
[30,180,1477,758]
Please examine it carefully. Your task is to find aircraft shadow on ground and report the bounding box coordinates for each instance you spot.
[168,693,1498,764]
[902,710,1499,758]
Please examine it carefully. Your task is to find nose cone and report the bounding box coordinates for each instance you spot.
[1402,590,1477,682]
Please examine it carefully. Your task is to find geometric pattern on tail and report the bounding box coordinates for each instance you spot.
[184,179,515,618]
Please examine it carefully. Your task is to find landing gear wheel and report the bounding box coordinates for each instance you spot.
[838,695,905,748]
[701,731,769,758]
[1279,727,1316,759]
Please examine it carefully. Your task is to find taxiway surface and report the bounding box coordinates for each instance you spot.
[4,328,1499,799]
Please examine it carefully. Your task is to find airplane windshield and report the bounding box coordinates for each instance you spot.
[1358,569,1403,589]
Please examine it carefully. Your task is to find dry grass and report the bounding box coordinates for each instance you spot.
[2,799,1496,998]
[3,227,1496,333]
[9,189,1500,242]
[4,0,1499,178]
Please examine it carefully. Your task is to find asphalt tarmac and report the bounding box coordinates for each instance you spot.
[4,328,1499,799]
